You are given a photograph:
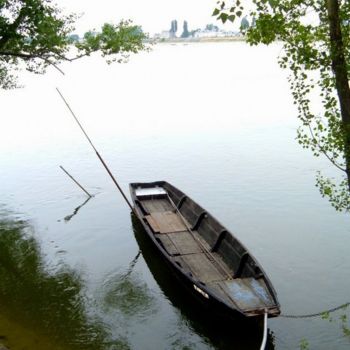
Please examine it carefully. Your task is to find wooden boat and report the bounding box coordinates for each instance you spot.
[130,214,277,348]
[129,181,280,321]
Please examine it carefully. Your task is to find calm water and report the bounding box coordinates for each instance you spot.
[1,42,350,350]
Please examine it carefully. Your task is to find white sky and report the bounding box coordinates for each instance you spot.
[57,0,232,35]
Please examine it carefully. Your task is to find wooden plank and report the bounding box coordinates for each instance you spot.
[180,253,225,283]
[223,278,275,311]
[168,231,202,255]
[156,231,203,256]
[206,281,238,307]
[155,234,178,255]
[145,215,161,233]
[192,230,211,250]
[141,199,173,213]
[150,211,187,233]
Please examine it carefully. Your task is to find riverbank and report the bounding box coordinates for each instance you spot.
[152,36,246,44]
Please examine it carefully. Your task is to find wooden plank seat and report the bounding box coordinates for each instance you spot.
[145,211,187,234]
[141,198,173,213]
[175,253,226,283]
[155,231,203,256]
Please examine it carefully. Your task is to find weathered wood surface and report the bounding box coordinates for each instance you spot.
[142,199,173,213]
[144,203,236,298]
[146,211,186,234]
[179,253,226,283]
[156,231,203,255]
[223,278,276,310]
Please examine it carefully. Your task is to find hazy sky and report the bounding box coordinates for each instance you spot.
[57,0,231,35]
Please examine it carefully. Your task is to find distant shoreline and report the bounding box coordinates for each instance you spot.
[151,36,246,44]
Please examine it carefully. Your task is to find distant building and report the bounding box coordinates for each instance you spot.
[162,30,172,39]
[193,29,238,38]
[153,24,240,40]
[193,29,218,38]
[154,31,172,39]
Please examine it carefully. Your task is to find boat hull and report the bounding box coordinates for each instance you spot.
[129,181,280,321]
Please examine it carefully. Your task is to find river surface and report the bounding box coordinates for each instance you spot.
[1,42,350,350]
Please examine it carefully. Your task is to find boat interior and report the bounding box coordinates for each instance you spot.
[131,182,280,317]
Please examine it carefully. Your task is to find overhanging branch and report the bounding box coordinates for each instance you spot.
[307,123,346,173]
[0,51,65,75]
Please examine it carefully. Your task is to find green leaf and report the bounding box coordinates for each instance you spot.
[219,13,229,23]
[212,8,220,16]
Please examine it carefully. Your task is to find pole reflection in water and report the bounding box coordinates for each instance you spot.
[130,213,276,350]
[63,196,92,222]
[0,210,130,350]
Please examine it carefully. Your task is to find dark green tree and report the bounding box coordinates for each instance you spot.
[169,19,178,38]
[189,29,200,37]
[205,24,219,32]
[181,20,190,38]
[213,0,350,211]
[0,0,148,89]
[68,34,80,43]
[240,16,249,30]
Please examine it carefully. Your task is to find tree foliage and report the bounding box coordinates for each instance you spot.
[205,23,219,32]
[169,19,178,38]
[0,0,148,89]
[240,16,249,30]
[214,0,350,211]
[181,20,190,38]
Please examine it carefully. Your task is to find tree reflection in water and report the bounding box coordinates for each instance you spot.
[100,250,157,319]
[0,212,130,350]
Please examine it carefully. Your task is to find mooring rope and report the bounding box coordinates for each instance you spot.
[281,302,350,319]
[260,310,268,350]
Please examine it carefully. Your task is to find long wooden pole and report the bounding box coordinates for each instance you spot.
[56,88,134,212]
[60,165,92,197]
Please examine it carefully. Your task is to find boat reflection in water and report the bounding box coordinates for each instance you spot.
[130,213,276,350]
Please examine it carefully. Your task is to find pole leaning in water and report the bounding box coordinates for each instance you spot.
[60,165,92,198]
[56,88,134,212]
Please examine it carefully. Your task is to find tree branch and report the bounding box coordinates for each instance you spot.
[308,123,346,172]
[69,53,90,61]
[0,51,38,59]
[0,51,65,75]
[39,56,65,75]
